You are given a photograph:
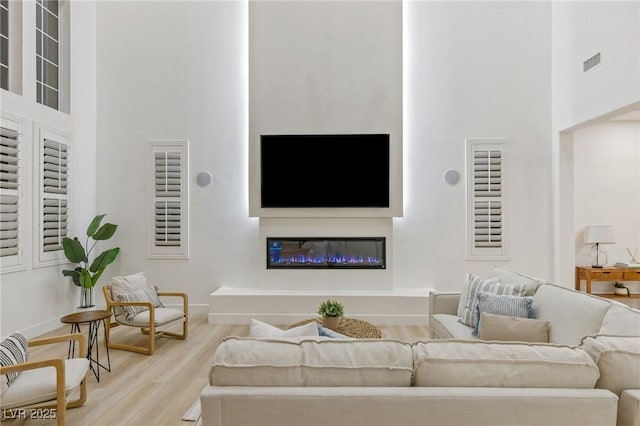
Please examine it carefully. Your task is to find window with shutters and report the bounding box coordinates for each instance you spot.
[148,141,189,259]
[0,114,24,273]
[465,139,508,260]
[35,124,70,267]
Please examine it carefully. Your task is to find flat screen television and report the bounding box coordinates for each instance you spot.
[260,134,390,208]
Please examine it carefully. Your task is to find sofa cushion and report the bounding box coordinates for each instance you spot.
[460,274,528,328]
[412,340,599,388]
[473,292,535,336]
[210,337,414,387]
[478,312,549,342]
[599,303,640,336]
[581,335,640,396]
[248,319,319,338]
[430,314,476,340]
[532,283,611,345]
[488,266,544,296]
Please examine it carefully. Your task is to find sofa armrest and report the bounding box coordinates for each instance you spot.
[429,292,461,316]
[619,390,640,426]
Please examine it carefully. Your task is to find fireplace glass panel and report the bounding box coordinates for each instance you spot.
[267,237,385,269]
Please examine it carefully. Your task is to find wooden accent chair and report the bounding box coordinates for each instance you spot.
[0,333,89,426]
[102,280,188,355]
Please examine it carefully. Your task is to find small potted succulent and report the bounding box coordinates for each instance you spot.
[613,282,630,296]
[317,299,344,331]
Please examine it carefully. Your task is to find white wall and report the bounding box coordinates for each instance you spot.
[396,1,552,289]
[552,1,640,285]
[1,1,97,338]
[248,0,403,218]
[573,122,640,293]
[96,1,255,311]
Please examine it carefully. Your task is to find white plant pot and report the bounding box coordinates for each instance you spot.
[614,288,629,296]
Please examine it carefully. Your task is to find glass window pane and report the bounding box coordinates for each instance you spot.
[1,65,7,90]
[43,85,58,109]
[43,9,58,40]
[44,0,58,16]
[36,57,42,81]
[36,4,42,30]
[36,82,42,103]
[43,37,58,64]
[36,30,42,56]
[0,37,7,65]
[0,7,7,37]
[0,1,8,9]
[43,61,58,89]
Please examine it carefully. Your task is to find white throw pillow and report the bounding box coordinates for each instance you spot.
[460,273,529,328]
[111,272,148,317]
[249,319,319,338]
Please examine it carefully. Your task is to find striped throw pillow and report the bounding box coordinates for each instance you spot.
[473,292,535,336]
[1,332,29,393]
[459,273,528,328]
[116,287,164,321]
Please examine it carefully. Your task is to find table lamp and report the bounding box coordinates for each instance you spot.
[584,225,615,268]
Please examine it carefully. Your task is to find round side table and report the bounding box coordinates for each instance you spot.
[60,310,112,382]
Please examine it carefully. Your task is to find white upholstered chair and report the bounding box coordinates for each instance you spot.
[0,332,90,426]
[102,272,188,355]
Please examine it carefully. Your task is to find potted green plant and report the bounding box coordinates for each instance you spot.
[62,214,120,308]
[317,299,344,331]
[614,282,630,296]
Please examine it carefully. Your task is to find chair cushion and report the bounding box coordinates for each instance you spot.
[412,340,599,388]
[116,307,185,327]
[210,337,414,387]
[116,287,164,321]
[111,272,149,317]
[0,358,89,409]
[0,332,29,394]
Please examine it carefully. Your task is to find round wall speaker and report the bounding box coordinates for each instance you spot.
[443,169,460,186]
[196,171,213,187]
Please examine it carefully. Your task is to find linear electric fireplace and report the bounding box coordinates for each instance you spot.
[267,237,386,269]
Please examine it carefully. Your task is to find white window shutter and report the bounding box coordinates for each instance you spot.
[148,141,189,258]
[466,139,508,260]
[0,116,24,272]
[35,124,71,266]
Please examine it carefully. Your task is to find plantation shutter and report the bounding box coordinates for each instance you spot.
[41,138,69,252]
[155,151,182,247]
[149,141,189,258]
[466,139,508,259]
[0,125,20,259]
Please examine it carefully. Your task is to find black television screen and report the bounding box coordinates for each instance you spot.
[260,134,390,208]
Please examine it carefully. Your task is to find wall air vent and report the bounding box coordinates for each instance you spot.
[583,52,601,73]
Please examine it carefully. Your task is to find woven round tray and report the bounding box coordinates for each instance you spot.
[288,317,382,339]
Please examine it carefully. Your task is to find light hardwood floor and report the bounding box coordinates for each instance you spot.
[2,316,430,426]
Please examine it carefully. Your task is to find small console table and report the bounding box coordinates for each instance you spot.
[575,266,640,300]
[60,310,112,382]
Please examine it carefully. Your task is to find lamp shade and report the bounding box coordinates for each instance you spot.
[584,225,615,244]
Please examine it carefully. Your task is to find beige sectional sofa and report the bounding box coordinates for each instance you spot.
[200,268,640,426]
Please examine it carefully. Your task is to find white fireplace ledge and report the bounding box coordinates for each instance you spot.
[209,286,433,326]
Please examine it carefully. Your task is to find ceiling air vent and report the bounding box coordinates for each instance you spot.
[583,52,601,73]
